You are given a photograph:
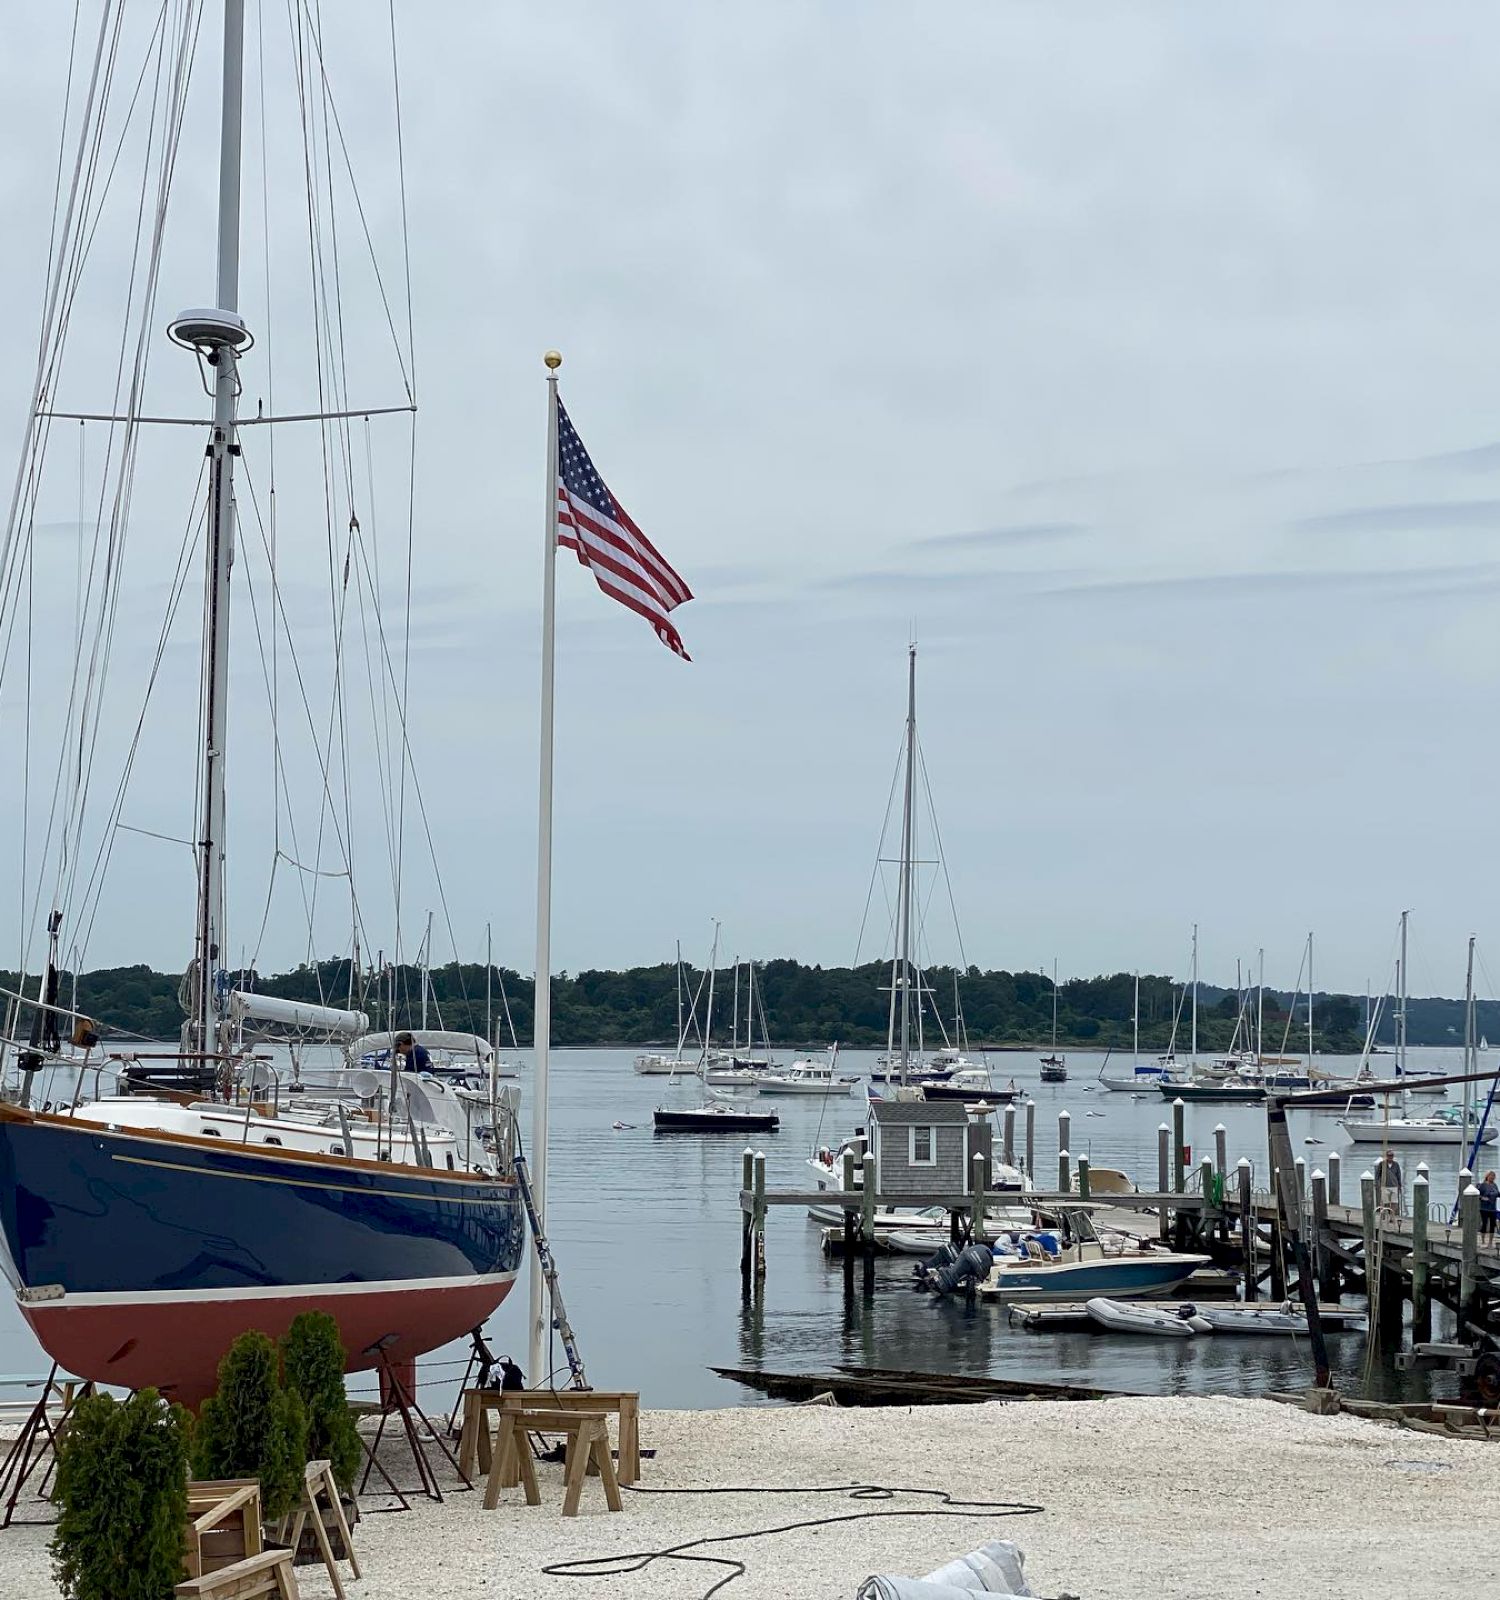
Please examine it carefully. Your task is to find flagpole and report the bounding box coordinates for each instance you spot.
[529,349,562,1383]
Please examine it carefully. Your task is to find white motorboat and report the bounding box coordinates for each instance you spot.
[980,1210,1209,1302]
[917,1067,1018,1103]
[1339,1104,1495,1145]
[754,1050,858,1096]
[1086,1298,1209,1336]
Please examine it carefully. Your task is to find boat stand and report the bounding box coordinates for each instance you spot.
[0,1365,91,1528]
[355,1342,472,1508]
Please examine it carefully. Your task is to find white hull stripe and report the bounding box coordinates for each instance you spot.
[22,1272,518,1310]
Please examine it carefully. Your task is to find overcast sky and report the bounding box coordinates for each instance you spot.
[2,3,1500,1000]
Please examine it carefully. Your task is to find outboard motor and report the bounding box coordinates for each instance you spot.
[915,1241,960,1286]
[931,1243,995,1296]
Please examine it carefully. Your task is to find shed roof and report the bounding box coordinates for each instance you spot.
[868,1098,970,1126]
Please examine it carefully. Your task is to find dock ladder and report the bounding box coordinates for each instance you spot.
[511,1150,589,1389]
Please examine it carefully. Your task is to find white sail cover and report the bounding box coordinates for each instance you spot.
[228,991,369,1037]
[350,1030,492,1061]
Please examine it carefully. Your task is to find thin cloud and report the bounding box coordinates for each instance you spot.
[1296,500,1500,534]
[911,521,1090,551]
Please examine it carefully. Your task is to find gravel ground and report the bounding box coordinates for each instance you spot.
[2,1396,1495,1599]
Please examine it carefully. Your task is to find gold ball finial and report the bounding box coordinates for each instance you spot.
[544,350,562,370]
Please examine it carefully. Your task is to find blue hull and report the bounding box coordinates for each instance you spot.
[0,1108,526,1398]
[994,1257,1203,1297]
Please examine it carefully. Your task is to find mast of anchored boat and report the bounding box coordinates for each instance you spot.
[1190,923,1199,1068]
[896,643,918,1084]
[1464,934,1476,1157]
[178,1,249,1057]
[1398,909,1410,1078]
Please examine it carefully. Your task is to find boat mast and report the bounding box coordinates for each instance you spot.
[674,940,685,1064]
[485,922,493,1047]
[897,643,917,1083]
[420,909,433,1030]
[1398,909,1409,1078]
[731,959,740,1055]
[1050,957,1058,1052]
[1464,934,1476,1153]
[701,920,721,1066]
[189,0,248,1055]
[1257,948,1265,1063]
[1190,923,1199,1066]
[746,960,756,1054]
[1132,971,1139,1069]
[1307,931,1314,1072]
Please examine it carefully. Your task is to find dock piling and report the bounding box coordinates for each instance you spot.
[752,1151,767,1278]
[1214,1123,1227,1180]
[842,1148,857,1282]
[1238,1158,1256,1302]
[1058,1148,1071,1195]
[1171,1100,1186,1236]
[860,1150,877,1289]
[1461,1181,1482,1325]
[740,1147,755,1279]
[971,1150,988,1242]
[1411,1167,1431,1342]
[1326,1150,1340,1208]
[1158,1125,1171,1242]
[1003,1102,1016,1168]
[1077,1152,1091,1201]
[1058,1109,1071,1163]
[1024,1099,1035,1179]
[1359,1171,1377,1331]
[1199,1156,1216,1238]
[1310,1168,1334,1300]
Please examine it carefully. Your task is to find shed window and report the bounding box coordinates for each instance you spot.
[909,1125,935,1166]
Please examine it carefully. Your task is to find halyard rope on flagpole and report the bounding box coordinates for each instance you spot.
[529,349,562,1383]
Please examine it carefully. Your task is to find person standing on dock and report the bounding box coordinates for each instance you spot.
[1479,1171,1499,1243]
[1378,1151,1403,1214]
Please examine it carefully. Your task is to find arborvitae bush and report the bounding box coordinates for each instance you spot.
[280,1311,361,1492]
[191,1331,307,1521]
[52,1388,189,1600]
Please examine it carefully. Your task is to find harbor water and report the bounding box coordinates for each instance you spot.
[0,1045,1486,1408]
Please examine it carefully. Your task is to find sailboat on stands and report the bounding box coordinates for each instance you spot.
[0,6,523,1404]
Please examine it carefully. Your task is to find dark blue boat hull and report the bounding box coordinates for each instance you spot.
[0,1109,525,1399]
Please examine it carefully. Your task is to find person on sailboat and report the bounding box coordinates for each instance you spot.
[394,1031,431,1073]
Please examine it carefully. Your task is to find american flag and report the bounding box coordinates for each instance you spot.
[555,397,693,659]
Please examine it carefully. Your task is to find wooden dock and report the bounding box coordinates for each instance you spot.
[734,1098,1500,1401]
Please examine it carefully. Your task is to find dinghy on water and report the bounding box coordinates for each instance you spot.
[1086,1298,1210,1336]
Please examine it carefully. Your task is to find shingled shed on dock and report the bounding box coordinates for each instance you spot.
[867,1097,991,1197]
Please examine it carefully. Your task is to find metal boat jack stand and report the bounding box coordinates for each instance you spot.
[355,1339,472,1508]
[0,1365,93,1529]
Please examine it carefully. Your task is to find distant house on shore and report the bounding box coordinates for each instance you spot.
[867,1098,991,1197]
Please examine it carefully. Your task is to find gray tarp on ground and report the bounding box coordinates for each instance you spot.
[857,1539,1032,1599]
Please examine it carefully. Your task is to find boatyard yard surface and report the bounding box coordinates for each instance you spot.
[4,1395,1495,1598]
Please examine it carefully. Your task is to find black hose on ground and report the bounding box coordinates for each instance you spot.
[539,1480,1047,1600]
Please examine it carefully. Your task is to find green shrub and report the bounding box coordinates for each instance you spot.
[191,1331,307,1520]
[52,1388,189,1600]
[281,1311,362,1492]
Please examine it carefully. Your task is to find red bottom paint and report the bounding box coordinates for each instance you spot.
[22,1277,516,1407]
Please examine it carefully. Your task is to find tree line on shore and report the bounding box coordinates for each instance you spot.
[8,956,1496,1052]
